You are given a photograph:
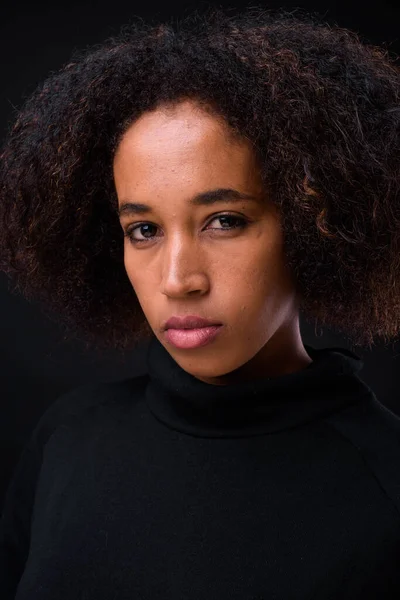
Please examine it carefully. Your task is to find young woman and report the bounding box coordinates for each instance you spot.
[1,6,399,599]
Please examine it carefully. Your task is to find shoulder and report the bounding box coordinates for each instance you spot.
[323,396,400,516]
[323,394,400,446]
[31,374,150,453]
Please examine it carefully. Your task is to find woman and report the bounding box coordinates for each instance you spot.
[0,5,399,599]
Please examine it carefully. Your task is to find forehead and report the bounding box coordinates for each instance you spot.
[113,100,264,209]
[114,100,243,162]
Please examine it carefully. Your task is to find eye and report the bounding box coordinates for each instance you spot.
[124,213,249,245]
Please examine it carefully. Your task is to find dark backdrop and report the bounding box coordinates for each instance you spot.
[1,0,400,511]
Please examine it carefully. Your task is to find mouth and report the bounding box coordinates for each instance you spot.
[163,315,222,330]
[164,325,223,349]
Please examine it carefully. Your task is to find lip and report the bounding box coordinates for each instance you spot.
[163,315,222,330]
[165,325,223,349]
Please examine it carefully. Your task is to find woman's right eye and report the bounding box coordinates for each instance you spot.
[124,223,158,244]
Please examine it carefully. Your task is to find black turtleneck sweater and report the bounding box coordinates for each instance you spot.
[1,337,400,599]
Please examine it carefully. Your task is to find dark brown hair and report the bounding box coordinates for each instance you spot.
[1,5,400,355]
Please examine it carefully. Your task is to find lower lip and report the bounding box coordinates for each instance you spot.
[165,325,223,349]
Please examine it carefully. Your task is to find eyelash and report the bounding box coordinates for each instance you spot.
[123,213,249,245]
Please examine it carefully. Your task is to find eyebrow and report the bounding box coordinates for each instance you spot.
[117,188,258,218]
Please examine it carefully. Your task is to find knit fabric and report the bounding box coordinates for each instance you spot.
[1,335,400,599]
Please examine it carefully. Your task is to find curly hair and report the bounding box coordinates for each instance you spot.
[1,4,400,356]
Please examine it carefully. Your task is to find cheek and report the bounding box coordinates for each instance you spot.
[124,256,153,303]
[234,243,280,289]
[214,251,272,314]
[124,255,137,287]
[229,246,293,313]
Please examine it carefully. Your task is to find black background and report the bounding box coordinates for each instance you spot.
[1,0,400,511]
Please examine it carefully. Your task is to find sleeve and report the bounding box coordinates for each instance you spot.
[0,382,97,599]
[0,428,44,599]
[0,380,113,598]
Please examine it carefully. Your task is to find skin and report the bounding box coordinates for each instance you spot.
[113,99,313,385]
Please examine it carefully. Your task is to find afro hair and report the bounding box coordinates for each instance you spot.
[1,4,400,355]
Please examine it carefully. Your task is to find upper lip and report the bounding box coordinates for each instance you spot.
[163,315,222,330]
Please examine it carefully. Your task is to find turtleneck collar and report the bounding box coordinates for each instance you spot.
[145,335,374,438]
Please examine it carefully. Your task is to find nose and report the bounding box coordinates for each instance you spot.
[160,237,209,298]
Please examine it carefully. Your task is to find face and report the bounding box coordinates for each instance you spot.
[113,99,310,385]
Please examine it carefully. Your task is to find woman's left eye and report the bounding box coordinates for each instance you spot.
[124,213,249,245]
[208,214,248,230]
